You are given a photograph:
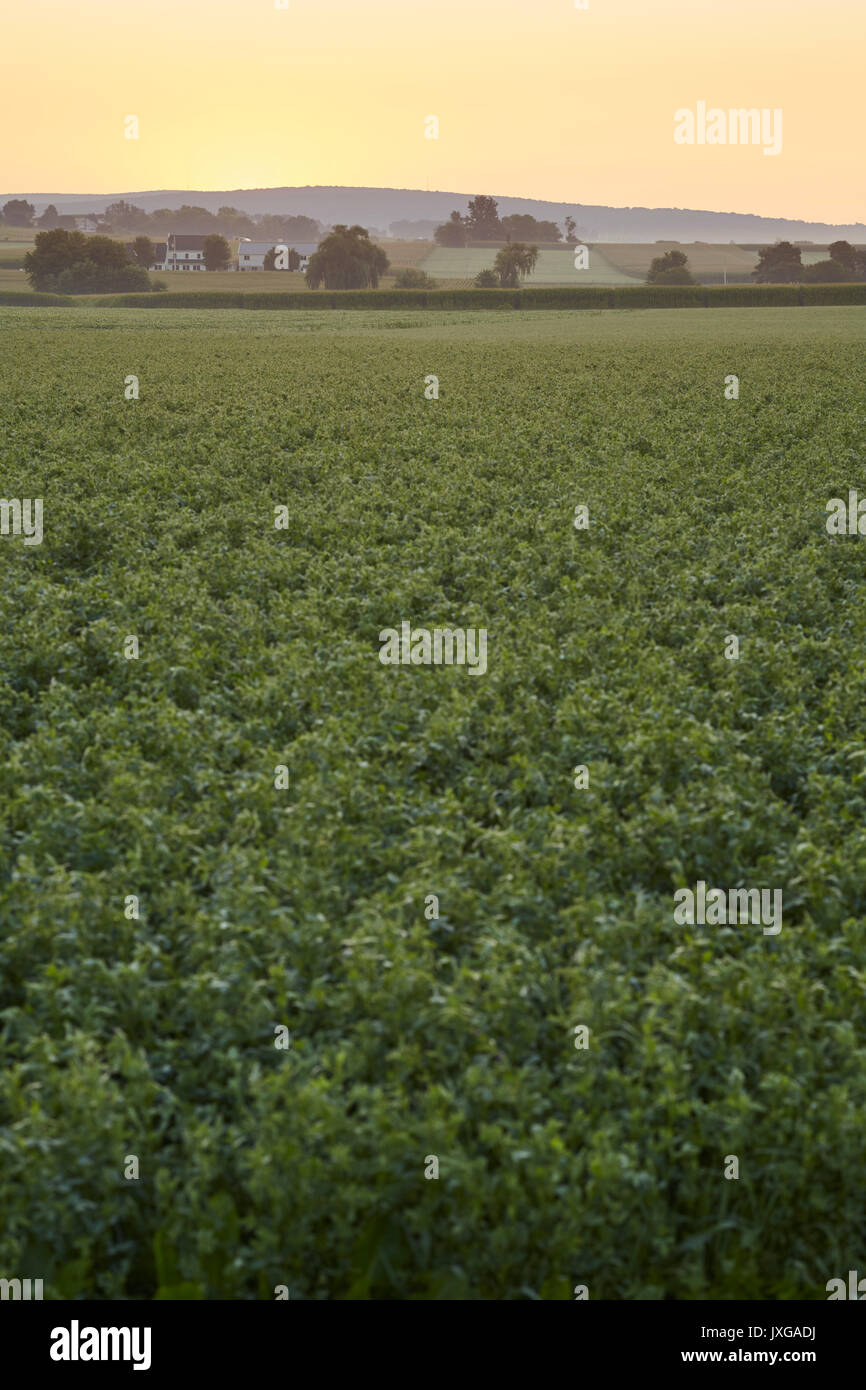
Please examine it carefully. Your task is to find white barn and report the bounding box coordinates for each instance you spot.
[237,240,313,271]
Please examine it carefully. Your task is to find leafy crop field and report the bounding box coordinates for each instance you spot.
[1,305,865,1300]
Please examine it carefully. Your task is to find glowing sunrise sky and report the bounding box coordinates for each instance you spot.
[2,0,863,222]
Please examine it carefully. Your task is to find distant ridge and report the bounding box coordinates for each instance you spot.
[3,186,864,242]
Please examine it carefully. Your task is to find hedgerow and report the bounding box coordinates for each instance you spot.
[801,282,866,306]
[704,284,802,308]
[6,284,866,312]
[0,290,77,306]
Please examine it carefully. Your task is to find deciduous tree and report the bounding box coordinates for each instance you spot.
[305,225,388,289]
[493,242,538,287]
[203,234,231,271]
[434,211,468,247]
[647,249,695,284]
[466,195,501,240]
[2,199,35,227]
[132,235,157,268]
[753,241,803,283]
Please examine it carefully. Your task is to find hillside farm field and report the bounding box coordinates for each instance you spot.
[422,244,640,285]
[598,242,759,279]
[1,305,866,1300]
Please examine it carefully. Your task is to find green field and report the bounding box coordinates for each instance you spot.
[162,269,310,291]
[0,242,32,264]
[1,304,865,1300]
[598,242,759,278]
[422,245,641,285]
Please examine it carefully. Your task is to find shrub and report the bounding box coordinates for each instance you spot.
[393,268,436,290]
[646,249,696,285]
[55,261,154,295]
[653,266,696,285]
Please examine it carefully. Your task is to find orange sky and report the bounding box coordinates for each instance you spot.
[2,0,863,222]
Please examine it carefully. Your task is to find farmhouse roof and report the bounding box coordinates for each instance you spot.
[239,241,313,255]
[168,235,207,249]
[125,240,167,253]
[124,241,167,259]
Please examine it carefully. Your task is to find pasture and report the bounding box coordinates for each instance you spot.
[1,304,865,1299]
[421,244,641,285]
[598,242,759,278]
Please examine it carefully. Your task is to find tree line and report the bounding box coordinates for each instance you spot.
[1,198,322,243]
[23,225,389,293]
[752,241,866,283]
[645,242,866,285]
[434,195,579,247]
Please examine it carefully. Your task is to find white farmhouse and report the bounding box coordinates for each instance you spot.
[165,234,207,271]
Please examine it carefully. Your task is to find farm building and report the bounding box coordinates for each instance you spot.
[238,239,314,270]
[165,234,208,271]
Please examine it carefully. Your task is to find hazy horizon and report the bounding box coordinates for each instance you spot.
[3,0,863,225]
